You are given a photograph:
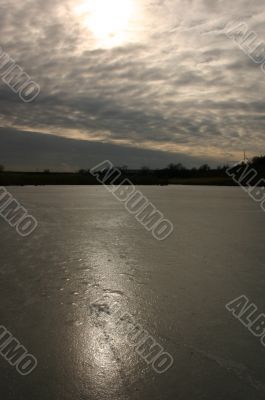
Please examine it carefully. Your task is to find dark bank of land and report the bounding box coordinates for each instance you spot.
[0,156,265,186]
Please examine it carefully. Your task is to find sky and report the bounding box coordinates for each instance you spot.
[0,0,264,171]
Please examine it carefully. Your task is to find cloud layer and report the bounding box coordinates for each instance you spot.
[0,0,265,169]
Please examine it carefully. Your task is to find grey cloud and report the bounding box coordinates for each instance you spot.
[0,0,264,169]
[0,127,212,170]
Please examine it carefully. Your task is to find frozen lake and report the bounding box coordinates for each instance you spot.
[0,186,265,399]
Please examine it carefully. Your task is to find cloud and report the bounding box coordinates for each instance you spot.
[0,127,211,170]
[0,0,264,169]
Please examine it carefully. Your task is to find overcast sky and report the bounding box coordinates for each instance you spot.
[0,0,264,170]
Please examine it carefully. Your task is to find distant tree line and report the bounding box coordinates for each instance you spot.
[0,156,264,186]
[78,162,228,180]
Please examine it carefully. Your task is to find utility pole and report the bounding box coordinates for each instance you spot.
[243,151,248,163]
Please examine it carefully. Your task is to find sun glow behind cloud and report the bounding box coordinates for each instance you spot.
[2,0,265,168]
[74,0,138,48]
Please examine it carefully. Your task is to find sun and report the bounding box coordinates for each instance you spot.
[75,0,136,48]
